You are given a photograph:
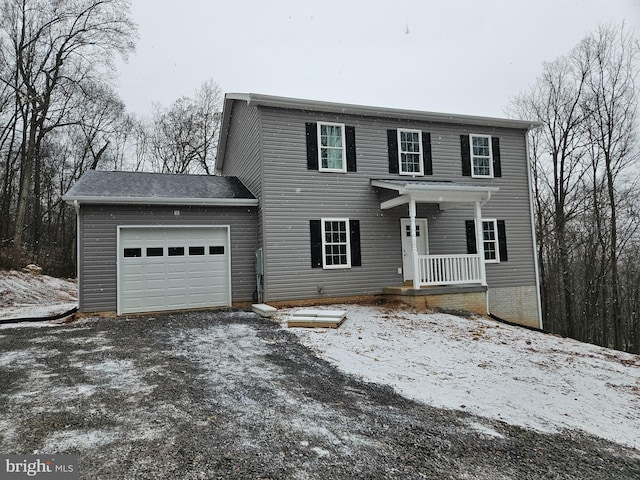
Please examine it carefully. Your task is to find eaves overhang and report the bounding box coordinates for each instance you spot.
[371,179,499,210]
[224,93,542,130]
[61,195,259,207]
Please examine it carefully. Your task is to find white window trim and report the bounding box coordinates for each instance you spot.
[470,134,493,178]
[481,219,500,263]
[317,122,347,173]
[321,217,351,269]
[397,128,424,176]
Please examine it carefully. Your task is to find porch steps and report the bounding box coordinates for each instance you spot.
[287,309,347,328]
[252,303,278,318]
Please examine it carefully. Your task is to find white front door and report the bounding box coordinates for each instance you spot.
[401,218,428,282]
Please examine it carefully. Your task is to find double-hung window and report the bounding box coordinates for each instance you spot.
[482,220,499,262]
[461,134,501,178]
[318,122,346,172]
[322,218,351,268]
[471,134,493,177]
[387,129,432,175]
[398,129,423,175]
[465,219,507,263]
[310,218,361,269]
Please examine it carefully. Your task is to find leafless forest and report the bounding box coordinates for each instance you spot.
[0,1,638,352]
[510,24,640,353]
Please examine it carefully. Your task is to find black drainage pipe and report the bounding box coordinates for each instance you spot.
[488,313,553,336]
[0,306,78,325]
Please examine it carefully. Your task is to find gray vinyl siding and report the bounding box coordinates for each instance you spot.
[425,129,536,288]
[255,106,536,300]
[219,101,265,250]
[220,101,262,198]
[78,204,257,312]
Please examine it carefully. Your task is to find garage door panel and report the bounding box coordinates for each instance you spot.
[119,226,231,314]
[187,263,209,274]
[145,263,167,273]
[188,295,210,304]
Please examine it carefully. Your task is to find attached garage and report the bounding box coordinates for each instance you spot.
[118,226,231,314]
[63,171,258,315]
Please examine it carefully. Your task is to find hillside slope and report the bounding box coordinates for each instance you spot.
[0,269,77,320]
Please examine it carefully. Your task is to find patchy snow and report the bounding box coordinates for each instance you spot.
[277,304,640,449]
[0,269,77,323]
[2,268,639,451]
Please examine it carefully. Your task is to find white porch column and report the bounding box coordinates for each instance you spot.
[409,199,420,289]
[474,201,487,286]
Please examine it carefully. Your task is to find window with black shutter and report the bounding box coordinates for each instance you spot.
[461,134,502,178]
[465,219,508,262]
[388,129,432,175]
[310,218,361,269]
[306,122,356,172]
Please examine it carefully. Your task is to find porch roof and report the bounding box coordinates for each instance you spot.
[371,179,499,210]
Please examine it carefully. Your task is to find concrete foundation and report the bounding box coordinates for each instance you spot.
[383,285,488,316]
[488,285,541,328]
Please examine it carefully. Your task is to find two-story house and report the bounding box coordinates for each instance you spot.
[64,93,541,328]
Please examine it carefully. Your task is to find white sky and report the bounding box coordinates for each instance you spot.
[115,0,640,118]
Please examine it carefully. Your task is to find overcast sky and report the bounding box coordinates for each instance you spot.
[115,0,640,119]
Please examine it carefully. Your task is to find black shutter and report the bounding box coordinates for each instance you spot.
[306,123,318,170]
[461,135,471,176]
[465,220,477,254]
[349,220,361,267]
[346,126,357,172]
[492,137,502,177]
[422,132,433,175]
[387,129,399,174]
[310,220,322,268]
[497,220,508,261]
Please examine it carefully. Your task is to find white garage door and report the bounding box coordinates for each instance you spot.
[118,226,231,314]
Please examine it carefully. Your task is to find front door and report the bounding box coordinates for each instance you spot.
[401,218,428,282]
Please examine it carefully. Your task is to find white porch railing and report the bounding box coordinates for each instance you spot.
[417,254,483,286]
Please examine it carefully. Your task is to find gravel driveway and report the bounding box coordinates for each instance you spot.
[0,310,638,479]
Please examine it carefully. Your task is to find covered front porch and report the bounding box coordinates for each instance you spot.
[371,179,499,290]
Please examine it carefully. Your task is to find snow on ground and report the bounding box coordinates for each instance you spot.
[2,268,639,449]
[277,304,640,449]
[0,269,77,323]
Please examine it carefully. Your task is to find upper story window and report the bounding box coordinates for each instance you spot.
[461,134,502,178]
[306,122,356,172]
[318,122,346,172]
[387,129,432,175]
[398,129,424,175]
[471,135,492,177]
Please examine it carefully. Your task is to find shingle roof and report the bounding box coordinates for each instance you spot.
[63,170,258,206]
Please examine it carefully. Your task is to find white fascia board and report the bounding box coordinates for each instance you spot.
[373,179,499,209]
[62,195,258,206]
[372,179,499,196]
[404,185,499,201]
[232,93,542,131]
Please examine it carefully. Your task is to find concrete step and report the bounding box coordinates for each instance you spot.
[287,309,347,328]
[252,303,278,318]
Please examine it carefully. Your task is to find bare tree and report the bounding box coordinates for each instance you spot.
[0,0,136,249]
[510,54,591,337]
[510,23,640,353]
[147,79,222,174]
[577,24,639,350]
